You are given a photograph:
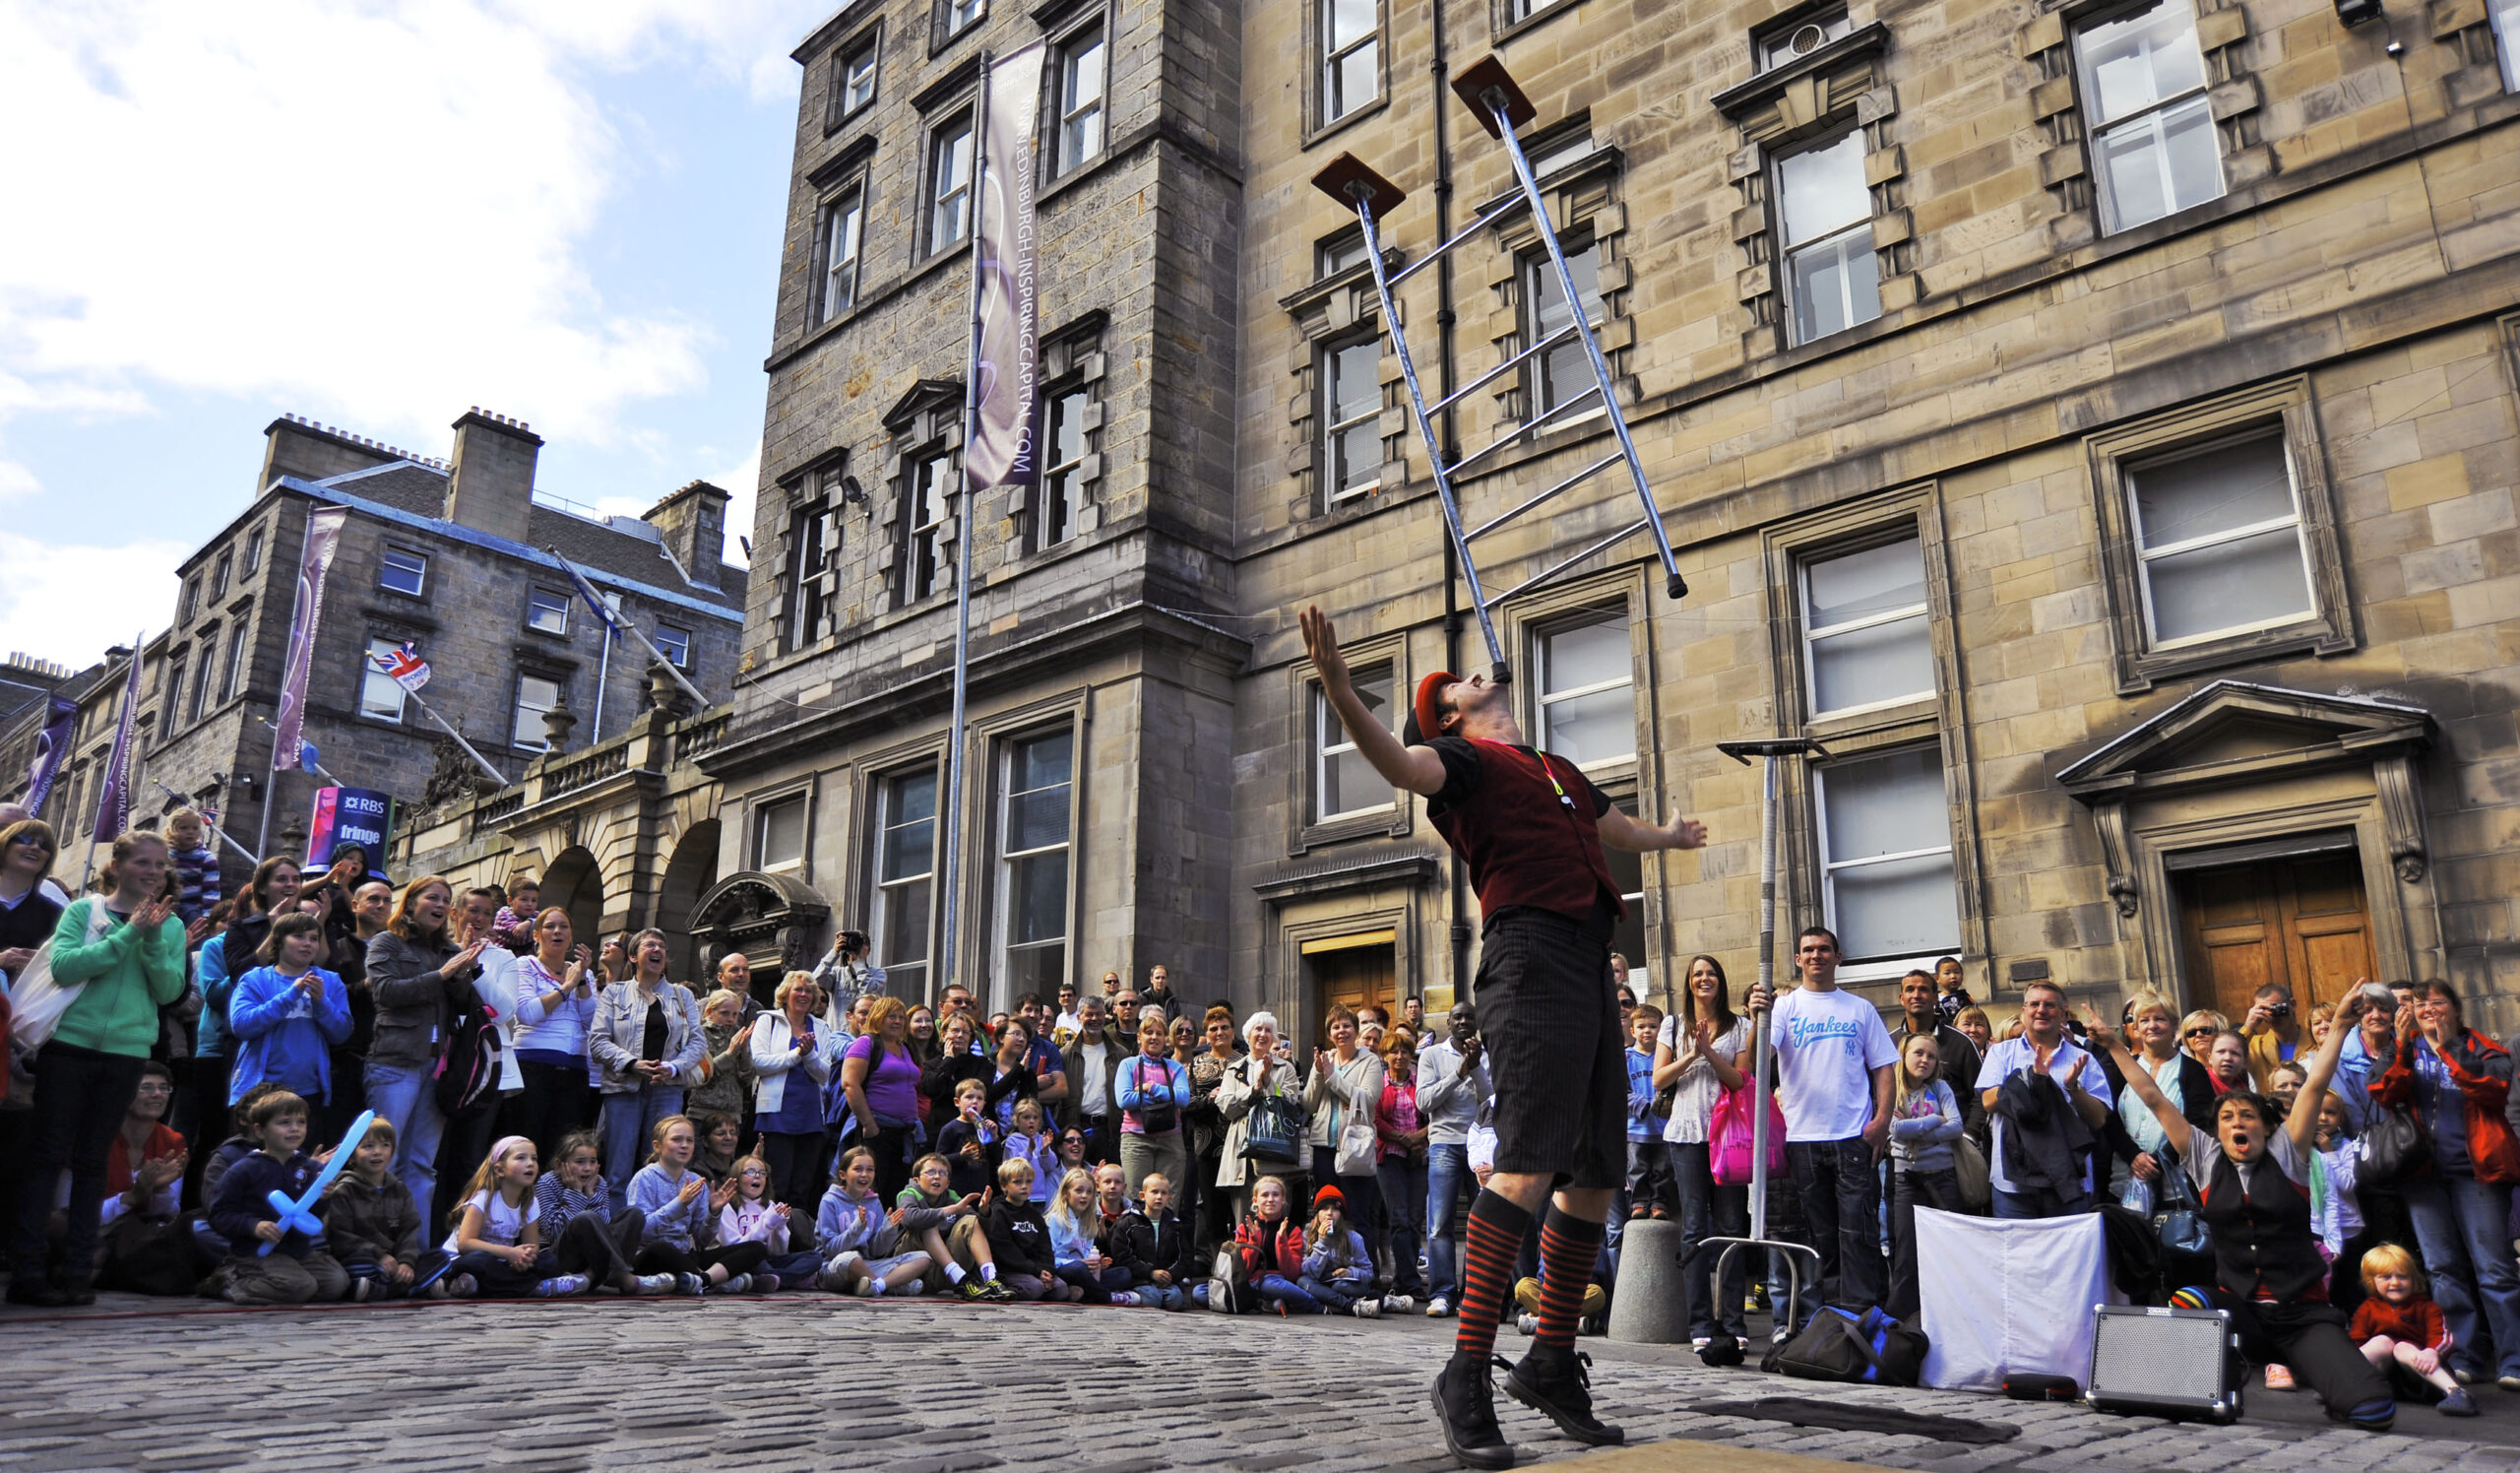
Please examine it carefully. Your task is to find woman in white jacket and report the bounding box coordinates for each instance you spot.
[587,929,704,1212]
[750,972,845,1212]
[1304,1004,1388,1275]
[1215,1011,1308,1231]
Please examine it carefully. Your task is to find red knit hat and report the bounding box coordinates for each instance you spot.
[1312,1184,1346,1212]
[1412,671,1457,744]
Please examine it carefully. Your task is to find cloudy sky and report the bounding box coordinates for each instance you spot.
[0,0,834,668]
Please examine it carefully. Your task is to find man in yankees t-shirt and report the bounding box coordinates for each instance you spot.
[1302,606,1708,1470]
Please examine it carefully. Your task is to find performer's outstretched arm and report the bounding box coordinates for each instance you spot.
[1300,606,1446,797]
[1597,805,1708,854]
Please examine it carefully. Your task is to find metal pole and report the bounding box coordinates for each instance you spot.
[1750,751,1777,1245]
[549,549,708,710]
[257,503,321,861]
[938,52,994,1000]
[590,603,615,744]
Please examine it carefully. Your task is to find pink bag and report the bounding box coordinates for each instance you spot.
[1708,1080,1787,1185]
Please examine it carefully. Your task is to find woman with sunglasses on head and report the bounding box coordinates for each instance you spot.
[2181,1010,2232,1068]
[0,819,64,989]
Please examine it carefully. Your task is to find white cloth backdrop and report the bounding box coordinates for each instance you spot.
[1916,1207,2120,1390]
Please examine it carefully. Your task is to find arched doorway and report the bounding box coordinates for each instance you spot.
[657,819,722,987]
[690,871,831,1003]
[540,847,603,954]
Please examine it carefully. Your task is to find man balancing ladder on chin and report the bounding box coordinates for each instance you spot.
[1300,605,1709,1470]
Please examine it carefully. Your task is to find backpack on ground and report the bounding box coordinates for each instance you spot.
[1764,1305,1929,1386]
[1207,1246,1247,1314]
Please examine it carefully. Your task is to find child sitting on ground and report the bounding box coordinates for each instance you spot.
[1046,1165,1132,1304]
[1235,1176,1319,1314]
[981,1159,1066,1301]
[1002,1098,1059,1206]
[2351,1244,2476,1415]
[208,1091,349,1306]
[934,1078,1003,1200]
[1298,1185,1381,1317]
[535,1127,662,1295]
[719,1155,821,1291]
[816,1145,932,1297]
[628,1116,760,1296]
[442,1136,589,1299]
[895,1152,1012,1301]
[323,1118,445,1300]
[1114,1170,1195,1310]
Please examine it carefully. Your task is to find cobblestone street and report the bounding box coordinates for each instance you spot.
[6,1294,2520,1473]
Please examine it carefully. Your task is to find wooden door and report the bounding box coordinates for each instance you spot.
[1307,939,1397,1045]
[2176,853,2376,1020]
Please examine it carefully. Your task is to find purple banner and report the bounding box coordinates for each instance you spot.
[90,635,145,842]
[273,506,348,772]
[966,41,1045,490]
[22,693,76,817]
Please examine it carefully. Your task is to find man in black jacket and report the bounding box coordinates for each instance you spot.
[1890,970,1983,1135]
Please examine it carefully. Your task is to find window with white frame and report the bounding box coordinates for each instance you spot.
[1526,127,1596,178]
[1605,804,1649,995]
[941,0,983,38]
[1055,28,1106,174]
[1523,242,1604,416]
[1815,745,1960,965]
[526,588,570,635]
[654,624,691,669]
[219,607,250,703]
[243,525,266,575]
[875,765,939,998]
[1758,5,1852,70]
[927,114,976,253]
[1321,337,1382,502]
[837,37,879,119]
[2494,0,2520,91]
[2126,425,2313,646]
[1535,613,1634,767]
[212,551,232,600]
[754,796,806,871]
[1322,0,1379,123]
[511,673,561,750]
[1313,667,1394,821]
[188,630,219,723]
[997,729,1073,995]
[379,547,428,596]
[180,577,200,623]
[1036,389,1087,549]
[903,451,954,604]
[1801,537,1932,718]
[1775,131,1882,345]
[161,659,187,731]
[1317,230,1369,279]
[2075,0,2224,233]
[818,188,864,323]
[358,636,408,721]
[788,498,840,649]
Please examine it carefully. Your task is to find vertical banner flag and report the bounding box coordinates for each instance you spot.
[90,636,146,842]
[274,507,349,772]
[967,41,1046,489]
[23,694,77,816]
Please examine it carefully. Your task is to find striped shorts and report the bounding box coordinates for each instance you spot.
[1473,906,1626,1192]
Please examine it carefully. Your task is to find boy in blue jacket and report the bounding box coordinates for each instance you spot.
[210,1091,349,1305]
[226,914,352,1107]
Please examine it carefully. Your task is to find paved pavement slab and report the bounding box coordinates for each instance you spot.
[2,1293,2518,1472]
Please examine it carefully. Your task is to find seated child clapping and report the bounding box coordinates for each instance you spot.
[1046,1165,1133,1305]
[816,1145,932,1296]
[2352,1244,2476,1415]
[720,1155,823,1291]
[1114,1171,1195,1310]
[210,1091,349,1306]
[981,1159,1066,1302]
[322,1119,445,1300]
[627,1116,765,1296]
[896,1151,1011,1301]
[1234,1175,1320,1315]
[1297,1185,1381,1317]
[442,1136,590,1299]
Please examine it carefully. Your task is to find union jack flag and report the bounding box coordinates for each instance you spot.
[370,640,431,694]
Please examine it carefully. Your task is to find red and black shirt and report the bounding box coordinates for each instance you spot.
[1425,736,1624,929]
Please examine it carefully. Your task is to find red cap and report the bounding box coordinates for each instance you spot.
[1413,671,1457,744]
[1312,1184,1346,1211]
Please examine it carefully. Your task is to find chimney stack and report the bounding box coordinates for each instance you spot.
[445,408,542,543]
[643,480,732,580]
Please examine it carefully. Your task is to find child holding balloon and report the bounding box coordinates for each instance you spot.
[208,1091,350,1305]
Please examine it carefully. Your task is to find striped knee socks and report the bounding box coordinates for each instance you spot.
[1454,1189,1533,1364]
[1534,1208,1606,1351]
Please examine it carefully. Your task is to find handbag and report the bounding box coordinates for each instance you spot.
[2152,1147,2210,1255]
[1953,1133,1992,1211]
[1242,1090,1305,1164]
[6,898,111,1072]
[1709,1080,1787,1186]
[2360,1105,2429,1188]
[1330,1057,1379,1177]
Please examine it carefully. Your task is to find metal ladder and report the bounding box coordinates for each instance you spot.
[1312,55,1685,682]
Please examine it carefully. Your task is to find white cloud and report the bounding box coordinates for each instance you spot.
[0,530,189,666]
[708,439,764,566]
[0,0,813,451]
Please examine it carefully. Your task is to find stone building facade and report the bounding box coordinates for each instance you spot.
[61,411,745,895]
[413,0,2520,1042]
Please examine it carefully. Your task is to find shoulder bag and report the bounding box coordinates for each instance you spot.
[1332,1057,1379,1177]
[2359,1104,2428,1187]
[1241,1066,1306,1164]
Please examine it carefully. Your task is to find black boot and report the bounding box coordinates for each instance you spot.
[6,1277,70,1309]
[1431,1352,1516,1470]
[1506,1344,1624,1445]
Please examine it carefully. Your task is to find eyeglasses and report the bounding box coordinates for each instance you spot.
[134,1082,175,1095]
[2183,1028,2215,1039]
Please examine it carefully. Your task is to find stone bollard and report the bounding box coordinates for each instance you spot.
[1606,1216,1692,1344]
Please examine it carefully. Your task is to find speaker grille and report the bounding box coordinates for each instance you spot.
[2091,1309,2226,1401]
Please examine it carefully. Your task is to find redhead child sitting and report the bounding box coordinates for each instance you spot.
[1234,1176,1320,1315]
[896,1151,1013,1301]
[719,1155,824,1291]
[1046,1165,1134,1304]
[981,1159,1066,1301]
[1114,1170,1195,1310]
[816,1145,932,1296]
[2351,1244,2477,1415]
[1298,1185,1381,1317]
[441,1136,591,1299]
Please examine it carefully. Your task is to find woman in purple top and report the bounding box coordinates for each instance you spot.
[841,996,922,1205]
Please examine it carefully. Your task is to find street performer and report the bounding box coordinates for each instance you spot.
[1300,606,1708,1470]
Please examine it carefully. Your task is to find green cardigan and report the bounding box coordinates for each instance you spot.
[49,897,186,1058]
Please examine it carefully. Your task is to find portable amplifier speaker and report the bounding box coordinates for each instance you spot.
[2086,1305,2240,1423]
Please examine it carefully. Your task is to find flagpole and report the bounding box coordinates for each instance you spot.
[590,601,615,744]
[408,690,510,788]
[546,549,709,710]
[83,630,145,890]
[259,501,324,861]
[937,51,996,1000]
[255,717,343,786]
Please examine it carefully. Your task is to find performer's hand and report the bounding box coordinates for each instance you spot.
[1663,816,1709,851]
[1298,606,1351,698]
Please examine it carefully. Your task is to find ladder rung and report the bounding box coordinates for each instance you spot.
[1465,451,1624,541]
[1389,196,1534,288]
[1445,384,1602,480]
[1432,324,1580,416]
[1483,514,1651,611]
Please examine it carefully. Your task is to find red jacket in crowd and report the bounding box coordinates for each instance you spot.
[1236,1212,1305,1280]
[2371,1028,2520,1184]
[2350,1296,2451,1353]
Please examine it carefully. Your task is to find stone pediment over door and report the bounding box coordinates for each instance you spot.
[2056,680,2436,997]
[690,870,833,974]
